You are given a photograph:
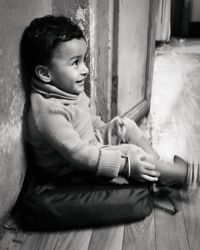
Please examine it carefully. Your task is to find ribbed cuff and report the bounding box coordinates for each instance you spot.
[96,149,121,178]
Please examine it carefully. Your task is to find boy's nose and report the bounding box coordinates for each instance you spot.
[81,63,89,76]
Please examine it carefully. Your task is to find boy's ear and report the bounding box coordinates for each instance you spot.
[35,65,52,83]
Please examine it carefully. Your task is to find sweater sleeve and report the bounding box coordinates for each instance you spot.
[36,106,121,178]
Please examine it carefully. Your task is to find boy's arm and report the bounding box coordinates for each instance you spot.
[136,136,160,160]
[81,91,106,129]
[36,107,122,179]
[123,117,159,160]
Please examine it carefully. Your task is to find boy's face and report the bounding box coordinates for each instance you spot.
[48,38,89,95]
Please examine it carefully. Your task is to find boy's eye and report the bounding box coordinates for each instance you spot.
[72,59,79,66]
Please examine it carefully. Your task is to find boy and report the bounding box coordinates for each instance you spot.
[18,15,199,230]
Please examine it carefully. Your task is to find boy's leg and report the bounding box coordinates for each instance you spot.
[155,159,187,187]
[95,116,147,146]
[122,117,159,159]
[17,117,154,230]
[121,118,199,190]
[95,117,187,189]
[173,156,200,189]
[154,156,200,190]
[19,181,153,230]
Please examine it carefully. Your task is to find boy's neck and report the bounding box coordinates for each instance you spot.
[32,77,81,100]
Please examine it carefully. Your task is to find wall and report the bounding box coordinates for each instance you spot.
[0,0,52,231]
[0,0,95,232]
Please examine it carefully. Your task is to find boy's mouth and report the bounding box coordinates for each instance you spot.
[76,79,85,84]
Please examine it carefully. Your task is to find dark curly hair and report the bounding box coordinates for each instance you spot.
[21,15,85,78]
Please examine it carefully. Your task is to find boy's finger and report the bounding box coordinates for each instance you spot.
[140,161,156,170]
[144,154,155,162]
[144,170,160,177]
[140,152,155,163]
[141,174,158,182]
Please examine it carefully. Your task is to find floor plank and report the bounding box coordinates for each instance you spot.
[154,190,190,250]
[150,39,200,250]
[180,189,200,250]
[0,229,93,250]
[55,229,92,250]
[0,230,27,250]
[122,212,155,250]
[150,39,200,162]
[180,134,200,250]
[88,226,124,250]
[20,232,60,250]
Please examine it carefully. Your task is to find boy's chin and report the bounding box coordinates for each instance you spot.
[75,86,85,94]
[71,90,84,96]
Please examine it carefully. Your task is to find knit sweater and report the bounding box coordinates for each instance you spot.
[27,79,122,179]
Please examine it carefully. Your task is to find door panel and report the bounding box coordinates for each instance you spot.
[117,0,150,116]
[94,0,157,122]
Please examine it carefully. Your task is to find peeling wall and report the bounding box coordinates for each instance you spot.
[0,0,97,232]
[0,0,99,232]
[52,0,93,99]
[0,0,52,230]
[52,0,98,113]
[53,0,90,34]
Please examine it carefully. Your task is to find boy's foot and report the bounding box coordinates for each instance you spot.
[152,155,200,213]
[174,155,200,191]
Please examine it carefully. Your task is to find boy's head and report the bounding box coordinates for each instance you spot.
[21,15,89,95]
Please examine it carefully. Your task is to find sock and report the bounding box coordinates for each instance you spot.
[174,155,200,190]
[155,157,187,188]
[186,159,199,190]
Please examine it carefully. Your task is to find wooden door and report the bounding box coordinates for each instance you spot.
[94,0,157,122]
[117,0,151,118]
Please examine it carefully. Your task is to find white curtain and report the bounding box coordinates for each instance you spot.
[156,0,171,42]
[191,0,200,22]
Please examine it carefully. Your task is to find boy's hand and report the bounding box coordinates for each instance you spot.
[129,149,160,182]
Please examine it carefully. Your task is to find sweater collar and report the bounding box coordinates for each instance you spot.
[31,78,80,104]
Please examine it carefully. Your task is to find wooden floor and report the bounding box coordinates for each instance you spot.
[1,39,200,250]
